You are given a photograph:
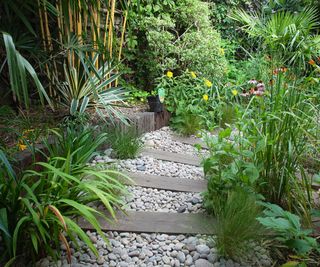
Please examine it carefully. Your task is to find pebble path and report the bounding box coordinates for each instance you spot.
[36,128,272,267]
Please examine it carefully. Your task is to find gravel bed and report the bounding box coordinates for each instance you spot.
[117,156,204,180]
[123,186,204,213]
[142,127,207,156]
[36,231,272,267]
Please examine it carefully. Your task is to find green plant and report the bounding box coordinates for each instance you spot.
[42,123,106,166]
[1,32,52,110]
[0,143,128,266]
[107,126,143,159]
[238,70,317,220]
[170,103,204,136]
[257,202,319,256]
[58,56,127,123]
[231,6,320,69]
[214,187,265,259]
[202,127,261,214]
[125,0,227,90]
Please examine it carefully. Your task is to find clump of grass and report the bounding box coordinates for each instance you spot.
[107,126,143,159]
[214,187,265,259]
[219,104,238,128]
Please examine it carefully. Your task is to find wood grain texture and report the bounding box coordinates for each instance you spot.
[78,211,216,234]
[125,172,206,192]
[140,149,201,166]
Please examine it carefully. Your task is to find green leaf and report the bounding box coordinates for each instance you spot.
[0,208,10,237]
[218,128,231,139]
[30,232,38,253]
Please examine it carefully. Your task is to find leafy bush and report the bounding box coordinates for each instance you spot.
[257,202,319,256]
[107,126,143,159]
[125,0,227,90]
[213,187,265,259]
[203,128,260,214]
[170,104,204,136]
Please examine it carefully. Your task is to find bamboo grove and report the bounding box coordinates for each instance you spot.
[0,0,131,108]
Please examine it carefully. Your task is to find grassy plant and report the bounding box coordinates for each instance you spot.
[107,126,142,159]
[214,187,265,259]
[42,123,106,166]
[239,71,317,220]
[0,121,129,265]
[219,104,238,128]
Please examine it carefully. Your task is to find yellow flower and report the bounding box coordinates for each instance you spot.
[204,79,212,87]
[219,48,225,55]
[232,89,238,96]
[18,143,27,151]
[166,71,173,78]
[190,71,197,79]
[203,94,209,101]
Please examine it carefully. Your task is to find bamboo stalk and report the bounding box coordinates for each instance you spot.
[103,6,110,61]
[56,1,63,44]
[37,0,53,98]
[108,0,116,59]
[68,1,75,67]
[115,0,131,86]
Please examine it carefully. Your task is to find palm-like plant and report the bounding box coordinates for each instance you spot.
[58,54,128,123]
[1,33,53,110]
[231,7,320,68]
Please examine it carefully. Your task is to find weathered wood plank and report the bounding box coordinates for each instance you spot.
[140,149,201,166]
[125,172,206,192]
[171,135,208,149]
[79,211,216,235]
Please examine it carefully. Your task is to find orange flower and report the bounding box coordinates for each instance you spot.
[18,143,27,151]
[309,59,316,66]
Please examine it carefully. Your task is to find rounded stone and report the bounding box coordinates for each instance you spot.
[196,244,210,255]
[195,259,214,267]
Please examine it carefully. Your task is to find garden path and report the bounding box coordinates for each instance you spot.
[79,136,214,235]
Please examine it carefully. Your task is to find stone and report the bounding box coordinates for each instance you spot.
[174,242,185,250]
[177,205,187,213]
[177,251,186,263]
[196,245,210,255]
[163,255,171,264]
[108,253,117,260]
[128,250,140,257]
[207,253,217,263]
[195,259,214,267]
[191,197,202,204]
[89,235,97,243]
[185,255,193,266]
[97,256,105,265]
[137,165,146,171]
